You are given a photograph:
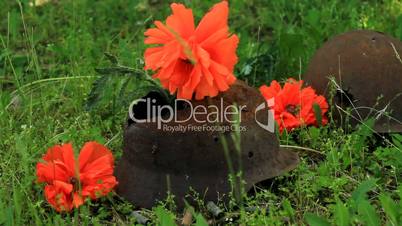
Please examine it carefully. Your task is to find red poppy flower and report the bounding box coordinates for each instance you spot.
[36,142,118,212]
[259,79,329,132]
[144,1,239,100]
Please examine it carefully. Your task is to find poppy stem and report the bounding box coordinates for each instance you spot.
[280,145,324,155]
[165,25,197,65]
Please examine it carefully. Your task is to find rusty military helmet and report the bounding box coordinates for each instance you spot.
[115,80,299,208]
[304,30,402,132]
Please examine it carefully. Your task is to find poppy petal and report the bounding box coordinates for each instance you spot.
[144,1,238,100]
[72,193,84,208]
[79,141,113,173]
[37,143,76,183]
[195,1,229,43]
[208,35,239,72]
[44,181,73,212]
[36,161,70,183]
[183,64,202,91]
[144,28,172,44]
[82,176,118,199]
[260,79,328,133]
[200,27,229,49]
[166,3,195,39]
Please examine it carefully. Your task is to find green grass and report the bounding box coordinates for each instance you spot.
[1,0,401,225]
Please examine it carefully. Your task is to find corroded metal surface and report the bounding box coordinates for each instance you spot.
[115,80,299,208]
[304,30,402,132]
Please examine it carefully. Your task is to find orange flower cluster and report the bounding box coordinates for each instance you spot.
[144,1,239,100]
[260,79,329,132]
[36,142,117,212]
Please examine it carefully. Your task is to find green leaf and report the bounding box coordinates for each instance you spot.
[357,200,380,226]
[85,75,111,111]
[194,213,208,226]
[351,179,377,203]
[117,77,161,107]
[313,103,323,127]
[304,213,331,226]
[308,126,321,142]
[279,32,305,57]
[155,206,177,226]
[305,9,320,27]
[334,199,350,226]
[94,66,137,75]
[391,134,402,148]
[379,193,399,225]
[86,54,169,115]
[355,118,375,137]
[12,184,22,226]
[282,199,295,218]
[86,70,164,113]
[399,185,402,207]
[351,118,374,152]
[104,52,119,65]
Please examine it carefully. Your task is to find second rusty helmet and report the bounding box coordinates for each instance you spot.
[115,80,299,208]
[304,30,402,132]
